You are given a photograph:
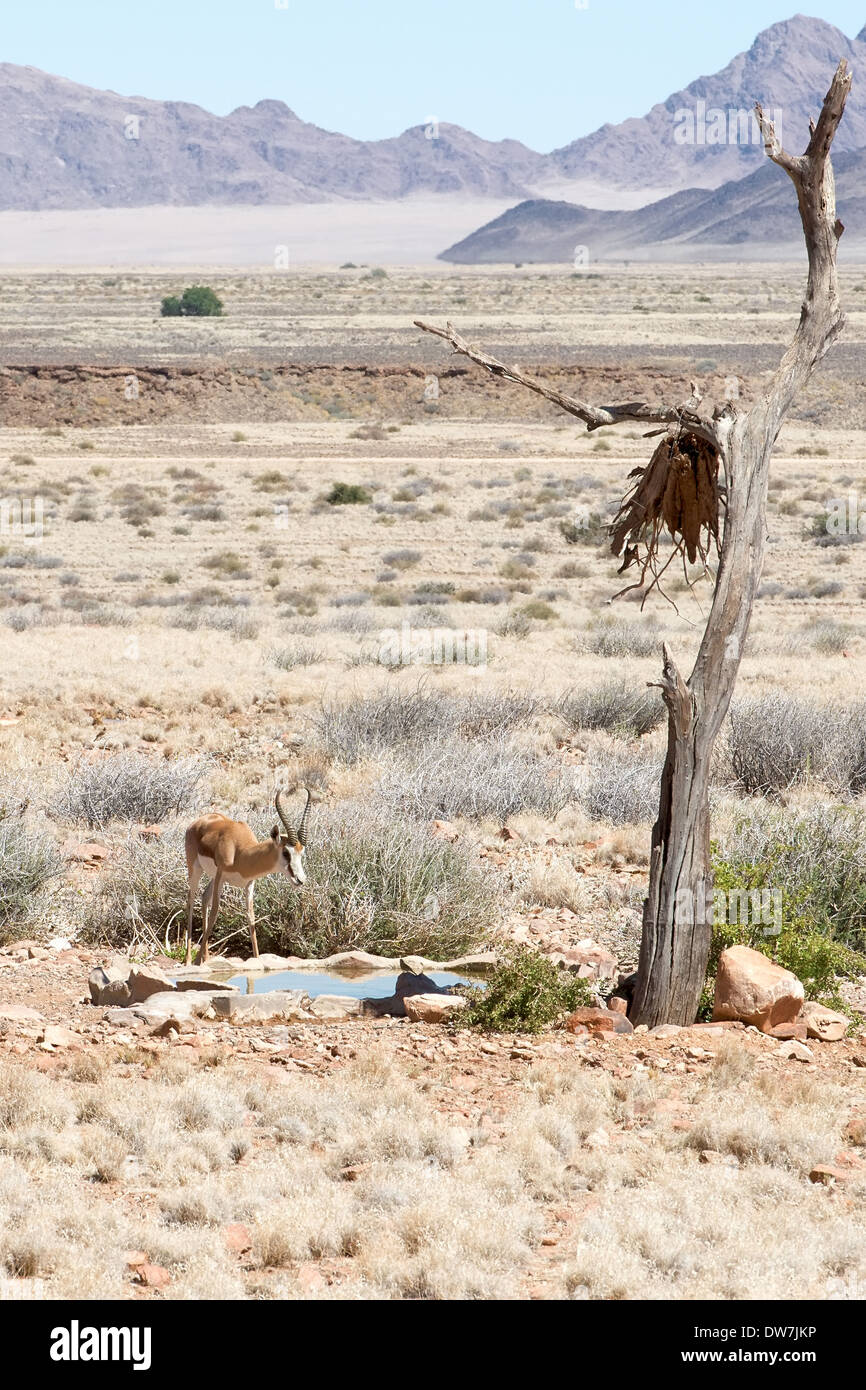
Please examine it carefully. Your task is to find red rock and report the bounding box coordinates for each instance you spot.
[564,1007,633,1036]
[498,826,521,842]
[712,946,804,1032]
[607,997,628,1015]
[430,820,458,841]
[809,1165,848,1185]
[223,1223,251,1254]
[136,1263,171,1288]
[766,1019,809,1041]
[66,842,109,863]
[802,1002,848,1042]
[0,1003,44,1023]
[39,1025,82,1050]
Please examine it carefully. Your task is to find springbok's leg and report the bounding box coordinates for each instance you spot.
[185,860,203,966]
[198,874,220,965]
[245,881,259,958]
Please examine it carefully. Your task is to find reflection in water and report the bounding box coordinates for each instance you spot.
[224,969,482,1000]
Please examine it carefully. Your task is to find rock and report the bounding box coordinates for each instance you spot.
[133,991,201,1021]
[778,1040,814,1063]
[39,1025,82,1049]
[174,977,238,993]
[404,994,468,1023]
[309,995,361,1021]
[845,1115,866,1146]
[498,826,521,842]
[149,1017,195,1037]
[607,997,629,1015]
[210,991,312,1023]
[699,1149,738,1167]
[48,937,73,952]
[67,842,108,863]
[223,1224,251,1254]
[135,1263,171,1289]
[27,946,49,960]
[441,953,497,974]
[88,964,132,1007]
[712,946,804,1032]
[809,1164,848,1185]
[430,819,459,841]
[802,1002,848,1043]
[553,939,619,983]
[127,964,174,1004]
[585,1128,610,1149]
[0,1003,44,1023]
[564,1006,633,1036]
[339,1164,370,1182]
[137,823,162,841]
[649,1023,682,1038]
[765,1019,809,1040]
[400,956,427,975]
[103,1008,145,1028]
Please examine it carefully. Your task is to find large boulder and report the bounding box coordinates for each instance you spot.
[127,964,174,1004]
[564,1006,633,1036]
[403,994,467,1023]
[712,946,804,1032]
[209,990,312,1023]
[88,964,132,1007]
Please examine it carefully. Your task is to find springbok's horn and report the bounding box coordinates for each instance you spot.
[296,787,312,845]
[274,790,294,838]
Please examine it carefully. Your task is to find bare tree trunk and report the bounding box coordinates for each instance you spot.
[415,60,852,1028]
[633,66,851,1025]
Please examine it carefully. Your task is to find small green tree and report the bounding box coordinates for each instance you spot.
[160,285,224,318]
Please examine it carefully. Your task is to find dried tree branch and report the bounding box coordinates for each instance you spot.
[753,59,851,434]
[413,317,723,448]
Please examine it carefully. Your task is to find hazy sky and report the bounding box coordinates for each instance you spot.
[4,2,864,148]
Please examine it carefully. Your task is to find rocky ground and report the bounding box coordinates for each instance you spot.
[2,937,865,1301]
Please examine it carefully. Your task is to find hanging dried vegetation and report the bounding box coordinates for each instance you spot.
[609,430,724,603]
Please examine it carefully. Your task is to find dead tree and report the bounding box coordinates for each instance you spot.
[415,62,852,1025]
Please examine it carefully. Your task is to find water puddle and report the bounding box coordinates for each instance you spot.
[224,969,484,999]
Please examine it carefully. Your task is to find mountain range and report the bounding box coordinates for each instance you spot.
[2,15,866,213]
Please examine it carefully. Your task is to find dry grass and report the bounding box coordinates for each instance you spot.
[0,1044,862,1300]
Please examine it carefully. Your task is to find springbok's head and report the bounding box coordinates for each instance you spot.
[271,789,311,885]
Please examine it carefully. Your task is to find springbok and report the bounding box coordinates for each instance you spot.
[184,789,311,965]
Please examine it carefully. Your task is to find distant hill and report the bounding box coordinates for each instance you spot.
[440,148,866,262]
[0,64,549,210]
[549,15,866,191]
[2,15,866,211]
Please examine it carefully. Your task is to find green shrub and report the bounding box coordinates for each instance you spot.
[326,482,372,506]
[459,947,594,1033]
[703,805,866,1012]
[160,285,224,318]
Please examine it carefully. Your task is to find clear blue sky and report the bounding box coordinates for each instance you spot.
[4,2,865,148]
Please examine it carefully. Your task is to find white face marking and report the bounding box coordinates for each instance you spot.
[282,842,306,886]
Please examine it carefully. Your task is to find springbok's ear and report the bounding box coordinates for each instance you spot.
[270,825,280,841]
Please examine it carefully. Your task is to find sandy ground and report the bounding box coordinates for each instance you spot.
[1,261,866,1302]
[0,184,682,269]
